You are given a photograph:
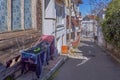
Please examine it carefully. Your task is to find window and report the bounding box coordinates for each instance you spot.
[56,4,63,25]
[24,0,32,29]
[11,0,21,30]
[0,0,34,33]
[45,0,50,10]
[0,0,7,32]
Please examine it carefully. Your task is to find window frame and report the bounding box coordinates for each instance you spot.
[0,0,37,34]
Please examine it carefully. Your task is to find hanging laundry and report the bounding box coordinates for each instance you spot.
[21,40,51,78]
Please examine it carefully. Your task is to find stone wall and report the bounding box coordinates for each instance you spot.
[106,43,120,59]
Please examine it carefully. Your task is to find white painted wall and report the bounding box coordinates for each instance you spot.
[45,0,56,19]
[97,27,104,46]
[97,9,106,47]
[42,0,67,54]
[81,20,97,37]
[43,0,56,35]
[55,2,66,53]
[44,20,56,35]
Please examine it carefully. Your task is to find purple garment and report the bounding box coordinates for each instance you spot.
[21,45,50,78]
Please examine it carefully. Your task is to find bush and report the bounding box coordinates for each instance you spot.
[102,0,120,48]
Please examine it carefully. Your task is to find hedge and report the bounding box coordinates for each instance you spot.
[102,0,120,48]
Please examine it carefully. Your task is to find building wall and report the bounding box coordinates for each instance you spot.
[0,0,42,32]
[81,20,97,37]
[36,0,42,31]
[43,0,66,54]
[66,10,70,42]
[66,2,81,40]
[0,0,8,32]
[43,0,56,35]
[44,20,56,35]
[97,9,106,47]
[0,0,42,78]
[56,2,66,53]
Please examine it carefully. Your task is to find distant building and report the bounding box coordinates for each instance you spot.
[81,15,97,37]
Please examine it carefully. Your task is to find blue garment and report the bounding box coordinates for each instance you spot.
[36,54,42,78]
[21,42,51,78]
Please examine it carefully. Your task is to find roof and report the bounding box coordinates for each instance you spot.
[87,15,97,19]
[83,15,97,21]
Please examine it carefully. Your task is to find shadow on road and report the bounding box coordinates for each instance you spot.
[78,40,120,66]
[52,39,120,80]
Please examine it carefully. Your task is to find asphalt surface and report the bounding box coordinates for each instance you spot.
[53,38,120,80]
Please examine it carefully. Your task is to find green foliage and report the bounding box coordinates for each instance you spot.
[102,0,120,48]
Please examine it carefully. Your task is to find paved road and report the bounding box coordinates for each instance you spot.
[53,38,120,80]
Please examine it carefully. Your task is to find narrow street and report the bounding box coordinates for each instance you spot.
[53,38,120,80]
[0,0,120,80]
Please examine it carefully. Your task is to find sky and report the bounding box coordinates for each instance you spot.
[79,0,111,17]
[79,0,92,17]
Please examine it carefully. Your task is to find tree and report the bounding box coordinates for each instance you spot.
[102,0,120,48]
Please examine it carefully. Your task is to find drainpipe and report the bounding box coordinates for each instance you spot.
[55,1,57,47]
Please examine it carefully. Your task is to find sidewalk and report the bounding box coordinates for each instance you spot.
[16,55,68,80]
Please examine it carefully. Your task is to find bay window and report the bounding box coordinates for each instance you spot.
[0,0,35,33]
[0,0,7,32]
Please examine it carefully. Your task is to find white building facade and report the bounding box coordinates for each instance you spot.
[81,15,97,37]
[42,0,66,54]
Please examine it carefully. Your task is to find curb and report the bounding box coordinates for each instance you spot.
[105,50,120,63]
[41,56,68,80]
[99,46,120,64]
